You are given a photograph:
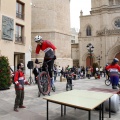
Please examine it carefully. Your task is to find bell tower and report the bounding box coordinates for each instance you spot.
[31,0,73,67]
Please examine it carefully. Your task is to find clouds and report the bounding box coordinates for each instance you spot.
[70,0,91,29]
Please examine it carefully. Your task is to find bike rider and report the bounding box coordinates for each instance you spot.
[34,35,57,94]
[106,58,120,89]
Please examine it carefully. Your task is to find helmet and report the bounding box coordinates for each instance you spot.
[113,58,119,63]
[106,64,109,66]
[34,35,42,42]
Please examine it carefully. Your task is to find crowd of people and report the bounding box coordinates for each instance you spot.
[11,34,120,113]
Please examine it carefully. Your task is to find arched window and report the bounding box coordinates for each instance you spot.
[109,0,113,5]
[86,26,91,36]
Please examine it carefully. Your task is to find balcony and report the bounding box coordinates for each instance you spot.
[16,12,24,20]
[15,34,25,45]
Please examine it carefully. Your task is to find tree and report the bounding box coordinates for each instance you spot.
[0,56,12,90]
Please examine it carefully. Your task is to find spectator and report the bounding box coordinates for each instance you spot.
[13,63,30,112]
[87,66,91,79]
[81,66,85,77]
[53,64,57,81]
[32,64,40,84]
[61,67,64,77]
[105,64,110,80]
[100,66,103,77]
[58,66,61,76]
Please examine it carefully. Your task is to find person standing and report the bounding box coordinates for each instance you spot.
[58,66,62,76]
[53,64,57,81]
[87,66,91,79]
[32,64,40,84]
[100,66,103,77]
[106,58,120,89]
[14,63,30,112]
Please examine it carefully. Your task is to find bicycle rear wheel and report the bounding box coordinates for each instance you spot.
[37,71,51,95]
[105,79,111,86]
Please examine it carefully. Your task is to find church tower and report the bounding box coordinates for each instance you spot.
[79,0,120,66]
[31,0,72,67]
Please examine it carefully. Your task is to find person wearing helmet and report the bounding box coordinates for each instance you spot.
[106,58,120,89]
[34,35,57,82]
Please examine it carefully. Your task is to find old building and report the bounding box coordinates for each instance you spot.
[79,0,120,67]
[71,28,79,66]
[0,0,31,74]
[31,0,73,67]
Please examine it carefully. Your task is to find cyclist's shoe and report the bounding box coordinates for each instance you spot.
[48,92,50,96]
[112,85,118,89]
[35,59,39,64]
[118,84,120,88]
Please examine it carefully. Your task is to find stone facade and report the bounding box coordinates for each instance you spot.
[31,0,73,68]
[0,0,31,75]
[71,43,79,66]
[78,0,120,67]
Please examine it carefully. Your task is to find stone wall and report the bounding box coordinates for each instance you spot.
[31,0,73,68]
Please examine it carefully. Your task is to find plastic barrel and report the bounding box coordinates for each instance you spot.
[104,94,119,113]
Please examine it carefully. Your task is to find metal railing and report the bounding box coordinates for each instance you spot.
[16,12,24,20]
[15,34,25,44]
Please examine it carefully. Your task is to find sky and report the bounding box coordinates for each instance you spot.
[70,0,91,29]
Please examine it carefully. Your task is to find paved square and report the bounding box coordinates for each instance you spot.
[0,76,120,120]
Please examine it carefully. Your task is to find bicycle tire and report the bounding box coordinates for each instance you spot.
[105,79,111,86]
[37,71,51,95]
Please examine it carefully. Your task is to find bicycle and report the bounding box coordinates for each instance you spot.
[105,78,120,86]
[105,78,111,86]
[37,60,56,97]
[105,72,120,86]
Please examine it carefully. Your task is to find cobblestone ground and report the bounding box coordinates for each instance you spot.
[0,76,120,120]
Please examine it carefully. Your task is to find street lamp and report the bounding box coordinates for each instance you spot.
[96,55,102,66]
[86,43,94,66]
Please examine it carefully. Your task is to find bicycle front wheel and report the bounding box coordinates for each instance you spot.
[105,79,111,86]
[37,71,51,95]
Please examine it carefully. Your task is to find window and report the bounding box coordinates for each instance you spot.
[71,36,75,39]
[86,26,91,36]
[15,24,24,43]
[16,1,24,19]
[109,0,114,5]
[71,40,75,43]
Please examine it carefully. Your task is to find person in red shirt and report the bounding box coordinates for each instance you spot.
[14,63,30,112]
[106,58,120,89]
[34,35,57,81]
